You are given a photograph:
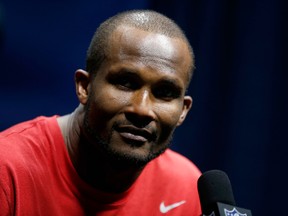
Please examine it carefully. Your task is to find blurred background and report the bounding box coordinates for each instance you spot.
[1,0,287,215]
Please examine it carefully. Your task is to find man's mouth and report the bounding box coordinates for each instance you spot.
[115,125,156,143]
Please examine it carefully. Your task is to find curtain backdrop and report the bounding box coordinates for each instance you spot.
[1,1,287,215]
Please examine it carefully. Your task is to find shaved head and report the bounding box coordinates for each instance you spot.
[86,10,194,84]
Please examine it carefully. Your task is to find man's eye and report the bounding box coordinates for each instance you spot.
[108,75,137,90]
[153,87,180,100]
[116,77,132,88]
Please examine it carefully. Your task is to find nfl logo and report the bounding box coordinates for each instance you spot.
[224,208,247,216]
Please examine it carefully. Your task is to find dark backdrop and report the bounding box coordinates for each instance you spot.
[1,0,287,215]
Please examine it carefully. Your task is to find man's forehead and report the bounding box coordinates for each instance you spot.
[110,26,191,64]
[104,25,192,88]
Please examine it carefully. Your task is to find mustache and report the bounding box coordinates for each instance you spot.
[112,120,158,140]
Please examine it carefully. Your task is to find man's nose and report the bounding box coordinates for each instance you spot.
[125,89,156,125]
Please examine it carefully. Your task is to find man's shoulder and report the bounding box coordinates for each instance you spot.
[148,149,201,180]
[0,116,59,161]
[0,116,57,138]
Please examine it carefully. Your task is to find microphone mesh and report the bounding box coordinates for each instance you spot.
[197,170,236,214]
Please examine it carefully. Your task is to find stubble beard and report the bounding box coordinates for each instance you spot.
[83,104,173,169]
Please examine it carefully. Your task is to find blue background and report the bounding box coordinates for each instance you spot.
[1,1,287,215]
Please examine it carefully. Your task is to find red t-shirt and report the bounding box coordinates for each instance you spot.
[0,116,201,216]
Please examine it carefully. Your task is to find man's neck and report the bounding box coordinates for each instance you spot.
[57,105,144,193]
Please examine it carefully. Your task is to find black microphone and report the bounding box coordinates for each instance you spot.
[197,170,252,216]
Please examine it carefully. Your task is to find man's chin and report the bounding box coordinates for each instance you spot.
[84,119,170,168]
[103,146,167,169]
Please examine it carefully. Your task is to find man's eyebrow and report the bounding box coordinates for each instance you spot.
[108,67,184,90]
[107,68,142,82]
[159,78,177,85]
[111,66,138,74]
[157,78,183,91]
[109,67,140,76]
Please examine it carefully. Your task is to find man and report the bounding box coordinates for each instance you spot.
[0,10,201,215]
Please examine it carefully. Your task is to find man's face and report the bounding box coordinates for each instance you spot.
[81,26,193,167]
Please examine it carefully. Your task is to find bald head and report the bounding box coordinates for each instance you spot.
[86,10,194,83]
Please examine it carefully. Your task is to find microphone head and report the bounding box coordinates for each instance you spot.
[197,170,236,215]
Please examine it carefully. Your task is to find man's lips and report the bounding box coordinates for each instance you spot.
[115,125,156,143]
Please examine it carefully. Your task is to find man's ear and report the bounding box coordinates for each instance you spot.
[75,69,90,105]
[177,96,193,126]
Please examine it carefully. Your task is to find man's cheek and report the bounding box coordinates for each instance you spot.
[157,105,183,126]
